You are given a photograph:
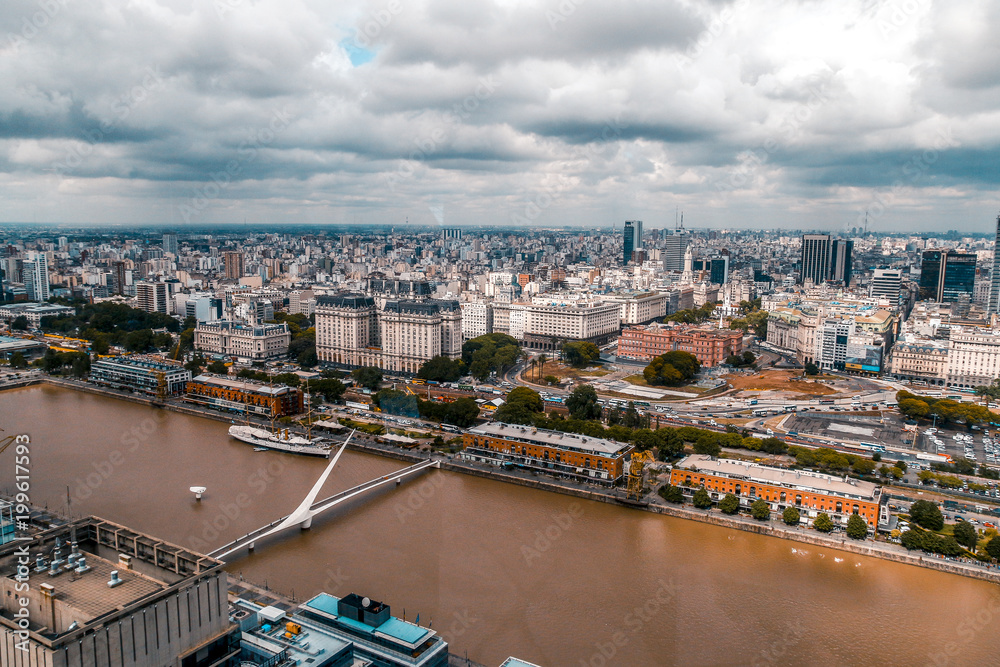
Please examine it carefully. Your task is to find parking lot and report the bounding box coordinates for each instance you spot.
[918,426,1000,468]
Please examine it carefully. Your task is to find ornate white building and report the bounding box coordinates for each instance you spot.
[315,294,462,374]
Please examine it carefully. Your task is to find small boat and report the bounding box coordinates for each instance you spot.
[253,447,268,452]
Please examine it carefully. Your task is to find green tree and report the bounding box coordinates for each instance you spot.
[898,398,931,420]
[643,351,700,386]
[417,355,465,382]
[207,360,229,375]
[565,384,603,421]
[742,350,756,366]
[719,493,740,515]
[782,506,800,526]
[11,315,30,330]
[70,354,91,378]
[352,366,384,391]
[804,362,819,376]
[185,355,206,374]
[813,513,835,533]
[92,334,110,356]
[692,487,712,509]
[909,500,944,531]
[846,514,868,540]
[751,498,770,520]
[493,387,545,425]
[659,484,685,503]
[562,341,601,368]
[953,520,979,550]
[9,352,27,369]
[900,529,925,550]
[445,397,481,427]
[986,535,1000,560]
[693,438,721,457]
[311,378,346,403]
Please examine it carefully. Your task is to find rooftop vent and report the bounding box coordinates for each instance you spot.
[75,557,90,574]
[118,554,133,570]
[35,554,48,572]
[48,560,61,577]
[108,570,123,588]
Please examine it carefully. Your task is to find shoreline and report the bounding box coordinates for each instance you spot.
[11,377,1000,585]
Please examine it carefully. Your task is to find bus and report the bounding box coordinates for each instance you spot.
[410,379,426,385]
[752,409,772,416]
[457,384,474,391]
[782,405,797,413]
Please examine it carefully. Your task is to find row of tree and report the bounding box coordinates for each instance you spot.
[370,388,481,427]
[897,390,996,426]
[663,484,868,538]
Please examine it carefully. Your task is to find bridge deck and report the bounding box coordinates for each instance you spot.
[207,458,437,560]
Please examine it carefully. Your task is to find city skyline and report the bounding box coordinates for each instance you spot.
[2,1,999,230]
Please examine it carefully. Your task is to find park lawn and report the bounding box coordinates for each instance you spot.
[529,360,607,383]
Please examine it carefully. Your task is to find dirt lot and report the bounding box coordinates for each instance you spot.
[526,360,609,383]
[725,370,838,397]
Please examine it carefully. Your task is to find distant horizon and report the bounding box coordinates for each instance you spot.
[3,1,999,232]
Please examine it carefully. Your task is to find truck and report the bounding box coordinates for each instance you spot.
[916,452,949,463]
[748,399,758,406]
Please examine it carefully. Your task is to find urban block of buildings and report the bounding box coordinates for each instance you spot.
[90,355,192,396]
[194,321,291,361]
[461,422,633,485]
[618,324,744,366]
[671,455,887,531]
[185,373,304,417]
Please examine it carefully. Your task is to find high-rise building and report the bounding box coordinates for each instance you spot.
[869,268,903,302]
[989,214,1000,314]
[162,232,179,255]
[830,239,854,286]
[623,220,636,264]
[662,233,689,272]
[23,251,50,302]
[441,228,462,240]
[800,234,832,285]
[224,251,244,280]
[135,281,168,313]
[919,250,977,303]
[112,260,129,295]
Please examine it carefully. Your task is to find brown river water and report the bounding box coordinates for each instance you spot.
[2,384,998,667]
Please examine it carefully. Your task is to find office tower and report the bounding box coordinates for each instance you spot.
[800,234,832,285]
[162,232,179,255]
[919,250,977,302]
[23,251,50,302]
[135,281,168,313]
[662,233,689,272]
[626,220,643,250]
[989,214,1000,314]
[224,251,245,279]
[623,220,636,264]
[112,261,128,295]
[709,256,729,285]
[441,228,462,240]
[830,239,854,286]
[869,268,903,301]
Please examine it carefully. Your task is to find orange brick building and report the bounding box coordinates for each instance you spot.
[461,422,632,485]
[185,374,303,418]
[618,324,743,367]
[670,454,886,530]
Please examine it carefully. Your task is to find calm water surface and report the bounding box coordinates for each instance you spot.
[2,385,998,667]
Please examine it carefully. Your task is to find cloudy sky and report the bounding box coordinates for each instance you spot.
[2,0,999,232]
